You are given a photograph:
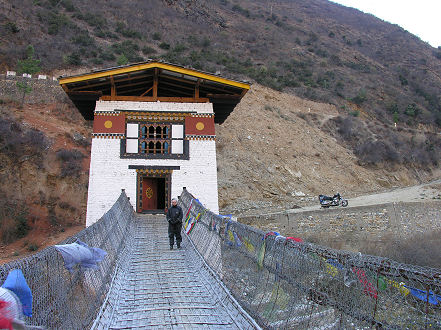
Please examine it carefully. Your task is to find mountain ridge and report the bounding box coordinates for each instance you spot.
[2,0,441,132]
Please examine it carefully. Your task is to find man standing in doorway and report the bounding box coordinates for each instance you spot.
[167,198,183,250]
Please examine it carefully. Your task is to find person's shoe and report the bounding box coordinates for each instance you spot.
[170,245,173,250]
[177,244,181,249]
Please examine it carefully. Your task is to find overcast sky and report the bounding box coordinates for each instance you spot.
[330,0,441,48]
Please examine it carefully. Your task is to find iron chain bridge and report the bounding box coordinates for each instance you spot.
[1,189,440,329]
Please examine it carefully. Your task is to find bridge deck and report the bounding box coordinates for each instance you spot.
[92,215,257,329]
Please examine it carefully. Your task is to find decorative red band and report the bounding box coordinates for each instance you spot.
[93,113,125,134]
[185,116,215,136]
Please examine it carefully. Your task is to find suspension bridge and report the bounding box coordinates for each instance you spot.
[1,189,440,329]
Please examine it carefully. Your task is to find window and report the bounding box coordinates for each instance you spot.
[124,122,186,158]
[140,124,171,154]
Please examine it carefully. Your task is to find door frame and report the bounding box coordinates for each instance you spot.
[135,168,172,213]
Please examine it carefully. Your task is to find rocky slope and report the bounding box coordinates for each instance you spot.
[217,84,440,215]
[0,79,90,261]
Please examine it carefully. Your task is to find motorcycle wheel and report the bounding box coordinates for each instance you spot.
[341,200,348,207]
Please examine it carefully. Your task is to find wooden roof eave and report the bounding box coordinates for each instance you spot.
[59,62,250,91]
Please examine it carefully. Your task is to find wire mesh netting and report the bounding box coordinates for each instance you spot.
[1,189,440,329]
[0,191,135,329]
[179,189,441,329]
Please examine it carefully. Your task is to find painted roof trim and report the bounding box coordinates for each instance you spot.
[59,61,250,90]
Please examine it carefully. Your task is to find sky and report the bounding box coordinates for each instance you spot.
[330,0,441,48]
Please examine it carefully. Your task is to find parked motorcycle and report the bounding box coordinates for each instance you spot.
[319,193,348,208]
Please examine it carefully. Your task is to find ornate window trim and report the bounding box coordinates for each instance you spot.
[121,120,189,159]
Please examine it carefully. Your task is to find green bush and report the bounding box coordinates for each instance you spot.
[64,52,82,65]
[71,32,95,47]
[159,42,170,50]
[98,48,116,61]
[351,89,367,105]
[95,29,118,39]
[92,58,103,65]
[117,54,129,65]
[47,12,69,35]
[315,48,328,58]
[345,62,371,73]
[306,32,318,45]
[74,12,107,29]
[4,22,19,33]
[404,104,419,117]
[152,32,161,40]
[27,243,39,252]
[115,22,141,39]
[349,110,360,117]
[386,103,399,113]
[172,44,187,53]
[398,74,408,85]
[61,0,75,11]
[15,212,30,239]
[112,40,142,62]
[201,37,210,48]
[142,46,156,55]
[232,4,250,17]
[186,35,210,48]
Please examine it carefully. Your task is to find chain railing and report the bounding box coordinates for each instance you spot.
[2,189,440,329]
[179,188,441,329]
[0,190,135,329]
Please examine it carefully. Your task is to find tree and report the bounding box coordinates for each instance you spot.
[393,111,399,124]
[16,45,41,107]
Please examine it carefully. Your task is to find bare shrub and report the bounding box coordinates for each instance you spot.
[0,115,49,166]
[56,149,85,178]
[355,140,401,165]
[58,201,71,209]
[0,200,30,244]
[323,115,441,167]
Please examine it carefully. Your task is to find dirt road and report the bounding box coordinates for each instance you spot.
[285,178,441,214]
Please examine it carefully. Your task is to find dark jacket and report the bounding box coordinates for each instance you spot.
[167,205,183,224]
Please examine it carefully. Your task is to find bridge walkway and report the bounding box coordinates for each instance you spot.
[92,214,257,329]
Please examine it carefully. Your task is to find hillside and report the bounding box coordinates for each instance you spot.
[217,84,440,214]
[1,0,441,130]
[1,0,441,174]
[0,78,90,261]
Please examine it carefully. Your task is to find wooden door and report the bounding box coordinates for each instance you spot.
[142,178,158,210]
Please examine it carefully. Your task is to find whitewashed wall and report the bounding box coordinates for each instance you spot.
[86,101,218,226]
[95,100,213,113]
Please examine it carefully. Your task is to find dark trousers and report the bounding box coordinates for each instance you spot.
[168,222,182,247]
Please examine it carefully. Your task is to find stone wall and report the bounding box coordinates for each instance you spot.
[239,201,441,247]
[0,74,67,104]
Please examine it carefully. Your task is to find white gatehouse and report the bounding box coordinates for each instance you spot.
[59,61,250,226]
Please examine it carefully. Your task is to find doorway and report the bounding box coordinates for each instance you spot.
[141,177,166,211]
[136,170,171,213]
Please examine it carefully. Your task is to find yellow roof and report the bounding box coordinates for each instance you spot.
[59,61,250,90]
